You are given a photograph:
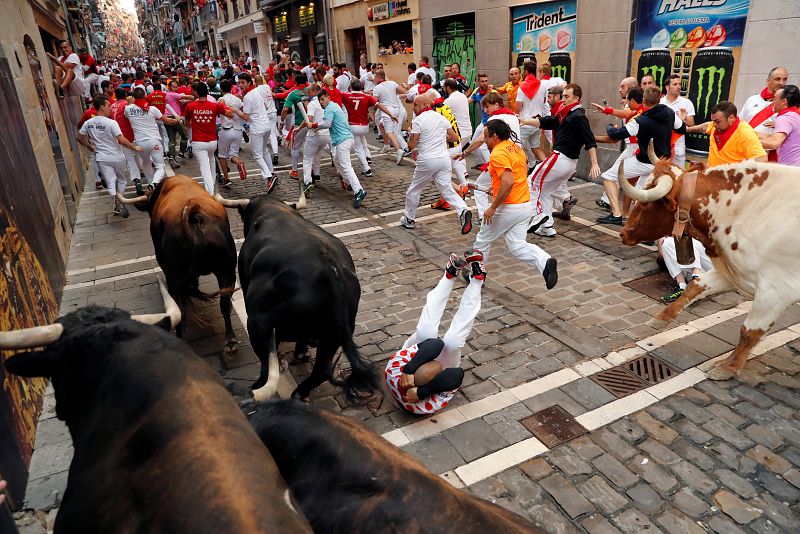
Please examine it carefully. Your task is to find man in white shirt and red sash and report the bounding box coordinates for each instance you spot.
[740,67,789,161]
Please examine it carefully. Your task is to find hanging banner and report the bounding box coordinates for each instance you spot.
[511,0,577,83]
[631,0,751,153]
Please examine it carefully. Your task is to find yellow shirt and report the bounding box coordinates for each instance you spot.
[489,140,530,204]
[497,81,521,113]
[706,120,767,167]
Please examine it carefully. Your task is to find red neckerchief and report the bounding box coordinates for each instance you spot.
[133,98,150,111]
[490,107,515,116]
[555,101,578,122]
[242,85,255,96]
[519,74,541,99]
[417,83,431,94]
[714,116,740,150]
[417,106,433,114]
[541,75,551,80]
[778,106,800,117]
[419,62,430,68]
[550,101,562,115]
[478,87,490,95]
[760,87,775,101]
[455,74,466,82]
[433,97,445,106]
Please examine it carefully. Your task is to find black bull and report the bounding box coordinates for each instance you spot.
[235,196,378,402]
[247,400,545,533]
[3,306,312,533]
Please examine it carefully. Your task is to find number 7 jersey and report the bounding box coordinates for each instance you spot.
[342,91,378,126]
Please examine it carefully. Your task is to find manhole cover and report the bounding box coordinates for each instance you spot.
[622,270,677,301]
[521,405,588,448]
[591,367,648,398]
[625,354,680,385]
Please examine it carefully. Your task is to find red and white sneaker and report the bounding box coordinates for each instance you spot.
[445,253,467,279]
[464,249,486,281]
[464,249,484,263]
[237,161,248,181]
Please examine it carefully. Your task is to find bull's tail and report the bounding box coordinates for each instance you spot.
[335,335,380,406]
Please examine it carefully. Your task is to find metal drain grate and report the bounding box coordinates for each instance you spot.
[520,405,588,448]
[591,367,648,398]
[625,354,680,385]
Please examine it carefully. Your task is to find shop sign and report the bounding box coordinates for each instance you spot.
[368,1,411,22]
[253,20,266,33]
[631,0,751,153]
[215,33,223,40]
[273,13,289,34]
[511,1,577,83]
[299,4,316,28]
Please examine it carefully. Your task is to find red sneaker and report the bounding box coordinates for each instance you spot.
[431,197,451,210]
[289,170,299,179]
[237,161,248,181]
[464,249,484,263]
[445,253,467,279]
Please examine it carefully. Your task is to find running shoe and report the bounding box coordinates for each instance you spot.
[242,131,249,143]
[168,156,180,168]
[468,258,487,281]
[459,210,473,234]
[113,198,129,218]
[399,215,415,229]
[458,185,470,199]
[266,175,279,194]
[464,249,484,263]
[661,287,684,303]
[353,189,367,208]
[312,174,321,183]
[147,183,155,192]
[431,197,451,210]
[363,169,373,177]
[527,213,550,233]
[95,181,103,190]
[596,214,624,226]
[396,148,405,164]
[187,146,193,158]
[133,178,144,196]
[556,196,578,221]
[543,258,558,290]
[595,198,611,211]
[289,170,299,179]
[535,226,557,238]
[237,161,248,180]
[301,181,314,196]
[222,179,233,189]
[445,253,467,279]
[272,154,279,165]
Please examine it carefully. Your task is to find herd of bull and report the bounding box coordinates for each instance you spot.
[3,148,799,531]
[0,175,543,532]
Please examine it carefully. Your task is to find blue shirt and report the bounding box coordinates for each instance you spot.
[471,90,490,124]
[320,102,353,146]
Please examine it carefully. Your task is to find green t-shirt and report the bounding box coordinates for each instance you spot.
[285,89,307,127]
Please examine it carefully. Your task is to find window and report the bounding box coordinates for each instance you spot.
[243,0,250,15]
[232,0,239,19]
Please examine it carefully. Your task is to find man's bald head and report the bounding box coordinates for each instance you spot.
[619,77,639,99]
[767,67,789,94]
[412,92,433,114]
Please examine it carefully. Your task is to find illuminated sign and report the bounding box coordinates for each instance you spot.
[299,4,316,28]
[273,13,288,33]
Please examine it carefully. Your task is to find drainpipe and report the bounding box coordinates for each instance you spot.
[322,0,333,62]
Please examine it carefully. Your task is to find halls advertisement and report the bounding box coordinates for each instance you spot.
[511,0,577,83]
[631,0,751,154]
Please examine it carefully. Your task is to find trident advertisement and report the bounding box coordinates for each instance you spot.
[631,0,751,154]
[511,0,577,83]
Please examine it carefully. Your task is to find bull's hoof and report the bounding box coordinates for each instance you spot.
[223,340,240,355]
[646,317,669,329]
[706,366,739,381]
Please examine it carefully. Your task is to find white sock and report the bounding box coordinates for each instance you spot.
[678,282,687,289]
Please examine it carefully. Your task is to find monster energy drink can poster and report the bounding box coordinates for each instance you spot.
[511,0,577,82]
[631,0,751,153]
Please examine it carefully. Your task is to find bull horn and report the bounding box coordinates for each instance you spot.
[647,139,658,166]
[130,279,181,329]
[213,194,250,209]
[252,329,280,402]
[116,192,148,204]
[294,189,307,210]
[0,324,64,350]
[619,160,674,202]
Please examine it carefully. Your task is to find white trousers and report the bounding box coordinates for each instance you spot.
[268,112,279,154]
[474,170,492,219]
[404,157,469,221]
[97,159,129,196]
[83,73,99,98]
[402,275,483,370]
[122,147,140,183]
[291,127,308,170]
[332,139,362,193]
[660,237,713,280]
[303,133,331,185]
[192,140,218,194]
[250,129,273,180]
[530,151,577,228]
[138,138,166,185]
[158,122,169,156]
[218,128,242,159]
[471,122,490,165]
[449,146,468,185]
[472,202,551,274]
[381,106,408,150]
[599,144,638,203]
[520,124,542,164]
[350,124,372,171]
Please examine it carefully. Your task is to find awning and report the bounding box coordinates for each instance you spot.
[216,11,264,34]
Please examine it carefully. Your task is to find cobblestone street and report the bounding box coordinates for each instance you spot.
[25,137,800,533]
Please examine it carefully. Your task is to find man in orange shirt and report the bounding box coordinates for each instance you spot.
[686,101,767,166]
[470,120,559,290]
[496,67,521,113]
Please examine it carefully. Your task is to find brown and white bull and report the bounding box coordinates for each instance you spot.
[618,144,800,379]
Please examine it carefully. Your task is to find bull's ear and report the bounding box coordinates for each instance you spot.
[4,351,57,378]
[154,316,172,332]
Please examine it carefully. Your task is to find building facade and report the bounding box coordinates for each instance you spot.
[217,0,272,63]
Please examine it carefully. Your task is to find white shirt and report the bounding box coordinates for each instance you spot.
[124,104,163,142]
[256,84,277,115]
[301,65,316,84]
[407,73,417,86]
[363,71,376,91]
[517,77,565,120]
[411,110,451,162]
[79,116,123,162]
[61,53,84,80]
[359,66,369,81]
[541,77,566,116]
[444,91,472,140]
[219,93,244,130]
[305,97,328,137]
[336,73,351,93]
[660,95,695,151]
[740,93,776,135]
[373,80,403,110]
[242,89,271,135]
[406,85,440,103]
[415,66,437,84]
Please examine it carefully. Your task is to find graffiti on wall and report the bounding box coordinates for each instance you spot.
[432,21,476,88]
